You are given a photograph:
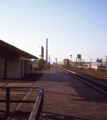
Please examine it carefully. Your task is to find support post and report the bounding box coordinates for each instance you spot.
[4,58,7,81]
[6,87,10,116]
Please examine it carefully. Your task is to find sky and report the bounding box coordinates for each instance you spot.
[0,0,107,63]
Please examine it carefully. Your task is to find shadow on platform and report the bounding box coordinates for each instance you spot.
[42,112,88,120]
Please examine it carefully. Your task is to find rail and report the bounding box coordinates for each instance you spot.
[57,66,107,96]
[0,86,44,120]
[62,65,107,81]
[28,88,44,120]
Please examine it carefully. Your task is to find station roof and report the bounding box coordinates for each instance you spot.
[0,39,38,59]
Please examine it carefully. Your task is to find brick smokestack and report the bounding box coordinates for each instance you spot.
[46,38,48,63]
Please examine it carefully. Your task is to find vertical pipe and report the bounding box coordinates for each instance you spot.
[6,87,10,115]
[49,55,50,69]
[106,60,107,71]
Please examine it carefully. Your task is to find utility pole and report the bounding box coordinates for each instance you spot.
[49,55,51,69]
[90,58,92,68]
[76,58,77,67]
[70,55,72,66]
[105,56,107,71]
[41,46,44,69]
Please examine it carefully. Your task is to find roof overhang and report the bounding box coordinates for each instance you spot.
[0,39,38,60]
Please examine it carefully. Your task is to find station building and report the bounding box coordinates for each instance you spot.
[0,40,38,80]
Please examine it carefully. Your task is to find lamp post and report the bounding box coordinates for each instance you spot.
[49,55,51,69]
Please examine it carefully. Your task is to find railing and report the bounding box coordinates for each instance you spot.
[0,86,44,120]
[28,88,44,120]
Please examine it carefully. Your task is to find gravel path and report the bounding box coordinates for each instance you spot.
[1,68,107,120]
[35,68,107,120]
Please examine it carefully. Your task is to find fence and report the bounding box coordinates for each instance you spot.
[0,86,44,120]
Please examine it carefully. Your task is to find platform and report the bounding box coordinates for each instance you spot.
[1,68,107,120]
[37,68,107,120]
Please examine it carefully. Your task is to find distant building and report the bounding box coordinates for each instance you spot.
[63,59,69,66]
[91,62,106,69]
[0,40,38,80]
[57,62,63,65]
[81,62,91,67]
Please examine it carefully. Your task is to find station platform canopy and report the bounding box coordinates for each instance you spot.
[0,39,38,59]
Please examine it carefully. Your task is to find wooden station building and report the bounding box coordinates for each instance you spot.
[0,40,38,80]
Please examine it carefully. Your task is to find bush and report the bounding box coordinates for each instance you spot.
[37,58,46,70]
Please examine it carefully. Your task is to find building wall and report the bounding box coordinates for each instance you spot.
[0,56,31,79]
[0,58,3,78]
[57,62,63,65]
[63,59,69,66]
[20,56,31,78]
[7,57,20,78]
[24,60,28,76]
[91,62,106,69]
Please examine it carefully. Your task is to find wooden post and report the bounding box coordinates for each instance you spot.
[4,58,7,81]
[6,87,10,115]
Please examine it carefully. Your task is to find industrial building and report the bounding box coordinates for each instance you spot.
[0,40,38,80]
[91,62,106,69]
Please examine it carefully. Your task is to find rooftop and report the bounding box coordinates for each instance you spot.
[0,40,38,59]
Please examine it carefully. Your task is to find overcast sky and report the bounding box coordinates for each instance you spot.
[0,0,107,63]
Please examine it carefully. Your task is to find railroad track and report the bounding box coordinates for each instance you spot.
[57,66,107,96]
[64,67,107,81]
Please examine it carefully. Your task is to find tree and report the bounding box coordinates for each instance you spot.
[96,58,102,62]
[37,58,46,70]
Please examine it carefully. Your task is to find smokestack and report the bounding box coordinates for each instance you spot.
[46,38,48,63]
[41,46,44,58]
